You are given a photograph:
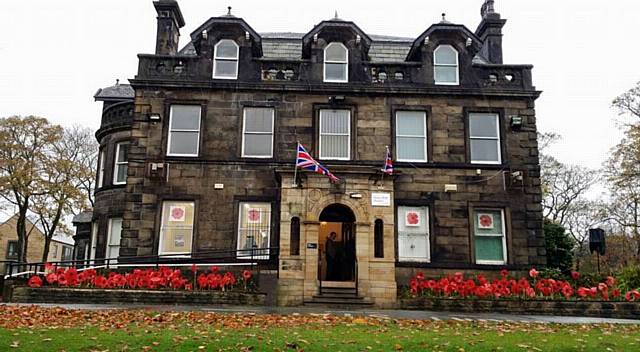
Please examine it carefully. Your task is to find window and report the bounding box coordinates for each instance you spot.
[319,109,350,160]
[213,39,239,79]
[159,201,195,256]
[237,202,271,258]
[290,217,300,256]
[473,209,507,265]
[168,105,201,157]
[62,246,72,261]
[469,113,501,164]
[52,244,58,258]
[97,148,105,188]
[242,108,274,158]
[374,219,384,258]
[106,218,123,260]
[396,111,427,162]
[324,42,348,82]
[90,221,98,261]
[113,142,129,185]
[6,240,18,259]
[434,45,459,85]
[397,206,430,262]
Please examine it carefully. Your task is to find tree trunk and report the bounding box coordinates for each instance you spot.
[15,206,28,263]
[41,236,52,263]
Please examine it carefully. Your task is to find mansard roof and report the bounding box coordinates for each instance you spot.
[189,15,263,56]
[406,23,483,61]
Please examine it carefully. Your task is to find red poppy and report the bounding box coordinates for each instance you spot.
[562,285,574,298]
[479,214,493,228]
[606,276,615,287]
[45,273,58,284]
[612,289,621,298]
[529,268,539,279]
[242,270,252,281]
[625,290,638,302]
[525,287,536,298]
[28,276,42,288]
[500,269,508,278]
[191,264,197,273]
[416,272,425,280]
[571,271,580,280]
[406,212,420,225]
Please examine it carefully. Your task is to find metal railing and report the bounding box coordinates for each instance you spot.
[4,247,280,289]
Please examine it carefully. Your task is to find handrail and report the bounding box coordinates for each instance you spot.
[5,247,279,280]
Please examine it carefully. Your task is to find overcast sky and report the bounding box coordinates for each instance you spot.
[0,0,638,169]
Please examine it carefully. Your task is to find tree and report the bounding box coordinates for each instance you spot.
[544,219,575,272]
[612,81,640,119]
[0,116,62,263]
[31,126,96,262]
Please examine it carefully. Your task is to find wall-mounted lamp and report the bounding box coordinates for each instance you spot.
[510,115,523,129]
[202,30,208,40]
[466,38,473,47]
[356,34,361,45]
[329,95,345,104]
[149,113,161,122]
[245,31,250,40]
[424,36,430,45]
[313,34,318,43]
[350,193,363,199]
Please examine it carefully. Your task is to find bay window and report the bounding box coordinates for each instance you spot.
[113,142,129,185]
[97,148,105,188]
[159,201,195,256]
[397,206,430,262]
[106,218,122,260]
[237,202,271,258]
[473,209,507,265]
[167,105,201,157]
[469,113,501,164]
[319,109,350,160]
[242,107,274,158]
[396,111,427,162]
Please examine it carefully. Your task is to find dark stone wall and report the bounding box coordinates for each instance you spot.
[119,87,543,269]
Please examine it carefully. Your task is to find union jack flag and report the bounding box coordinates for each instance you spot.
[296,143,339,182]
[381,146,394,175]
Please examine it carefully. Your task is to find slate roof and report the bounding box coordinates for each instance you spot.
[178,32,414,63]
[72,211,93,224]
[94,83,135,101]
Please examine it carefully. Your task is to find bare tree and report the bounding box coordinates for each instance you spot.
[0,116,62,262]
[612,81,640,118]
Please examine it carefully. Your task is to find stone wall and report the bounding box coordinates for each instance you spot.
[400,297,640,319]
[9,286,266,306]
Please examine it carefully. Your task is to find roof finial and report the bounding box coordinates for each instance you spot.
[227,6,232,15]
[334,10,339,19]
[441,13,447,22]
[116,79,120,86]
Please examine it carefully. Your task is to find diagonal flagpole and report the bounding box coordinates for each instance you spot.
[379,145,389,188]
[292,142,299,187]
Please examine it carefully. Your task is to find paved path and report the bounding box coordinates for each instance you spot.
[4,303,638,325]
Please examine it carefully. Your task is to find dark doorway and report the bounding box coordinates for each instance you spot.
[319,204,356,282]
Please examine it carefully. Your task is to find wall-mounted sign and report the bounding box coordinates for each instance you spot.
[405,210,421,227]
[371,192,391,207]
[306,243,318,249]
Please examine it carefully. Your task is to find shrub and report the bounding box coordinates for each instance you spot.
[544,220,575,272]
[616,265,640,292]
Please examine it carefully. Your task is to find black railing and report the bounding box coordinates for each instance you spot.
[4,247,279,289]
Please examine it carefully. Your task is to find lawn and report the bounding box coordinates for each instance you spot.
[0,306,639,351]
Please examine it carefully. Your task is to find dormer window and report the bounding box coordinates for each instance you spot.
[323,42,348,83]
[434,45,459,85]
[213,39,239,79]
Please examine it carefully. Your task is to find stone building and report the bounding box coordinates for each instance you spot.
[78,0,544,307]
[1,215,74,274]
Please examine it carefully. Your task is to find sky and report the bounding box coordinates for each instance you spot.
[0,0,638,170]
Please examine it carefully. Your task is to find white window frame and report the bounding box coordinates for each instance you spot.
[319,109,351,161]
[90,221,98,261]
[97,148,105,188]
[167,105,202,157]
[469,113,502,165]
[113,142,128,185]
[323,42,349,83]
[395,111,428,162]
[397,206,431,263]
[213,39,239,80]
[434,45,459,85]
[237,202,271,259]
[158,201,195,257]
[474,209,508,265]
[106,218,122,261]
[241,107,275,158]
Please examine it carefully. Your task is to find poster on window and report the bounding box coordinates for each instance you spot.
[169,206,186,222]
[174,234,185,248]
[477,213,495,229]
[247,208,262,224]
[405,210,421,227]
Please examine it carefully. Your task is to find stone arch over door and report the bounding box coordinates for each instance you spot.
[308,195,369,223]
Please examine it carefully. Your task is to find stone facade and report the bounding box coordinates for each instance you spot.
[83,0,544,307]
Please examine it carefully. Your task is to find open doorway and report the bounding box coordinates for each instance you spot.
[318,204,356,282]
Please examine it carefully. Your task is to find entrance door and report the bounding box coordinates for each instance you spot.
[318,204,356,282]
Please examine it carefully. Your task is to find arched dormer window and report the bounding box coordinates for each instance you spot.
[324,42,348,83]
[434,45,459,85]
[213,39,239,79]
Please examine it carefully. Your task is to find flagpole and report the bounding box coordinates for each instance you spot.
[292,142,299,187]
[379,145,388,189]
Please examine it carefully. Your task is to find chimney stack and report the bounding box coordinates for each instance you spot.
[475,0,507,64]
[153,0,185,55]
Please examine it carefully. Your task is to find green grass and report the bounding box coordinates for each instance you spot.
[1,322,639,352]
